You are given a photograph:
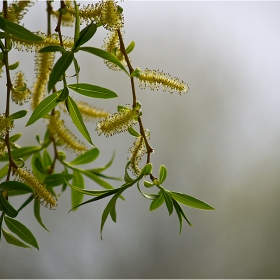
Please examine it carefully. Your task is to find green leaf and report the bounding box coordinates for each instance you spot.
[3,19,42,42]
[143,180,154,188]
[173,199,192,228]
[34,198,49,232]
[39,45,65,53]
[57,86,69,102]
[73,56,80,84]
[2,229,31,249]
[42,149,52,169]
[82,170,115,191]
[31,153,46,182]
[173,199,183,234]
[79,47,129,76]
[0,181,33,193]
[125,41,135,54]
[0,146,41,162]
[9,110,28,121]
[140,163,153,176]
[150,193,165,211]
[71,171,84,211]
[170,192,215,210]
[0,17,6,30]
[89,151,115,173]
[159,165,167,184]
[124,161,134,183]
[100,188,126,239]
[48,51,74,92]
[26,91,62,126]
[160,188,173,215]
[8,61,19,70]
[0,213,4,240]
[4,216,39,250]
[9,133,22,142]
[0,195,18,218]
[73,0,80,44]
[66,96,93,145]
[44,173,74,187]
[17,195,34,212]
[137,181,160,200]
[74,23,97,50]
[34,156,47,175]
[70,147,99,165]
[128,127,141,137]
[0,164,8,180]
[68,83,118,99]
[110,203,117,223]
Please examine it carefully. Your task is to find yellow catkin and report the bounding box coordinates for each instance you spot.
[96,106,139,137]
[103,30,126,71]
[14,168,57,209]
[0,139,7,158]
[48,111,87,154]
[60,100,110,122]
[31,52,55,110]
[12,32,74,52]
[7,0,34,23]
[0,114,14,138]
[51,1,74,27]
[137,68,189,94]
[65,0,123,30]
[128,136,146,175]
[11,71,31,105]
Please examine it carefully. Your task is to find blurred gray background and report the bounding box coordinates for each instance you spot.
[1,1,280,278]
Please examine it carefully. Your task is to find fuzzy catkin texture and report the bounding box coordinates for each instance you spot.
[128,136,146,175]
[96,107,139,137]
[7,0,34,23]
[14,168,57,209]
[138,69,189,94]
[11,71,31,106]
[48,111,87,154]
[31,52,55,110]
[0,114,14,138]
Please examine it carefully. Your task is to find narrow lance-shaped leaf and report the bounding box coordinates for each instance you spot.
[66,96,93,145]
[150,193,165,211]
[159,165,167,184]
[73,23,97,50]
[173,199,183,235]
[3,19,42,42]
[68,83,118,99]
[0,195,18,218]
[79,47,129,76]
[4,216,39,249]
[44,173,74,187]
[71,171,84,211]
[39,45,65,53]
[34,198,49,232]
[70,147,99,165]
[2,229,31,249]
[9,110,28,121]
[173,199,192,228]
[48,51,74,92]
[26,91,62,126]
[170,192,215,210]
[160,188,173,215]
[0,181,33,193]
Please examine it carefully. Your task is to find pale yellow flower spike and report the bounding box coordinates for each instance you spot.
[137,68,189,95]
[12,32,74,52]
[7,0,34,23]
[60,100,110,122]
[65,0,123,30]
[48,111,87,154]
[14,168,57,209]
[0,139,7,158]
[0,113,14,138]
[103,30,126,71]
[96,106,140,137]
[128,136,146,175]
[31,52,55,110]
[11,71,31,106]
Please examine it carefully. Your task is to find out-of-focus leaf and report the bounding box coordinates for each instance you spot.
[70,147,99,165]
[2,228,31,249]
[125,41,135,54]
[71,171,84,211]
[89,151,115,173]
[4,216,39,249]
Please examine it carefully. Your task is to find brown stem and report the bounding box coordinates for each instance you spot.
[117,29,156,181]
[54,1,66,47]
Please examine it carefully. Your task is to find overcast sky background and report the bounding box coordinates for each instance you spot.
[1,1,280,278]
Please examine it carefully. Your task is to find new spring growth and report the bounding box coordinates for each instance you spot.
[135,68,189,94]
[11,71,31,106]
[0,114,14,138]
[64,0,124,31]
[14,167,57,209]
[6,0,34,23]
[31,52,55,110]
[48,111,87,154]
[96,102,141,137]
